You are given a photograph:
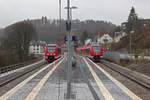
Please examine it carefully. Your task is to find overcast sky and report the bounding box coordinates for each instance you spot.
[0,0,150,27]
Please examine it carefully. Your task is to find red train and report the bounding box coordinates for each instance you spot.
[44,44,61,62]
[79,45,105,60]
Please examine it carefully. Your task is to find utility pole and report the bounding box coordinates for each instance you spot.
[66,0,72,98]
[130,30,134,54]
[65,0,78,98]
[58,1,61,100]
[129,32,132,54]
[59,0,62,33]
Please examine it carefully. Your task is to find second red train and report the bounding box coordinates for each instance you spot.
[77,45,105,60]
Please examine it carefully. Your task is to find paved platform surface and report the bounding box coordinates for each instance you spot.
[0,57,141,100]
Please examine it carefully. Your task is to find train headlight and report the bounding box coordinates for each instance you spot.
[46,53,50,56]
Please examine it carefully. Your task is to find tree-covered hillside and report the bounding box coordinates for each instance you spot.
[30,17,116,43]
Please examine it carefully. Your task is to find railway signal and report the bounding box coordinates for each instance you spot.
[66,22,71,31]
[65,35,78,41]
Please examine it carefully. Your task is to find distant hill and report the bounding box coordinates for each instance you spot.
[29,17,116,43]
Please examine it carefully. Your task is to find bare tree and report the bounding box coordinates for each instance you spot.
[2,21,35,63]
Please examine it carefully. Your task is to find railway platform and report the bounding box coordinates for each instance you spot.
[0,56,144,100]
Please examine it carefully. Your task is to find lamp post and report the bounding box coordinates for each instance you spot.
[65,0,78,98]
[66,0,71,98]
[59,0,62,34]
[58,1,62,100]
[70,6,78,21]
[65,6,78,21]
[65,6,78,56]
[103,38,108,50]
[130,30,134,55]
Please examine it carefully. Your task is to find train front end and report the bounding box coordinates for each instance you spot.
[91,46,105,60]
[44,44,60,62]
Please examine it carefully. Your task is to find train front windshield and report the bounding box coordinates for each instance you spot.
[48,46,55,52]
[93,47,100,52]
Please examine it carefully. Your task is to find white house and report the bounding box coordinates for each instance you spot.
[97,34,113,44]
[114,32,127,43]
[85,38,92,45]
[29,41,46,54]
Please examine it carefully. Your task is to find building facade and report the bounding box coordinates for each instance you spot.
[29,41,46,54]
[113,32,127,43]
[97,34,113,50]
[97,34,113,44]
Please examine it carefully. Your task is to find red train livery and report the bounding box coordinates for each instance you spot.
[80,45,105,60]
[44,44,61,62]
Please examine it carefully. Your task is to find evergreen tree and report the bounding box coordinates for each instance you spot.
[126,6,138,33]
[126,7,139,52]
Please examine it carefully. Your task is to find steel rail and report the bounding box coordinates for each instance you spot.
[0,56,64,87]
[100,60,150,90]
[78,57,100,100]
[0,60,46,87]
[0,57,43,74]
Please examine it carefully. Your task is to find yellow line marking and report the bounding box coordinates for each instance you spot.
[83,57,114,100]
[25,58,64,100]
[87,58,142,100]
[0,57,63,100]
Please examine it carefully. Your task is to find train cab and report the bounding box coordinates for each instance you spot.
[44,44,61,62]
[81,45,105,60]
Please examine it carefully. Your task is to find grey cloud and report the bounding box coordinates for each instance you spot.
[0,0,150,27]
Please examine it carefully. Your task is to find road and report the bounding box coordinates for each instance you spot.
[0,56,142,100]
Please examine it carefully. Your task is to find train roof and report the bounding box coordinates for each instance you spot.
[81,44,102,50]
[47,44,57,46]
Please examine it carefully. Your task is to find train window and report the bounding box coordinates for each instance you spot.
[48,46,55,52]
[93,47,100,52]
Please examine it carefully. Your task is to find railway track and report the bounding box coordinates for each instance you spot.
[78,58,100,100]
[0,59,46,87]
[86,57,150,99]
[84,57,142,100]
[97,59,150,90]
[0,57,65,99]
[0,57,43,74]
[0,56,64,88]
[0,56,143,100]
